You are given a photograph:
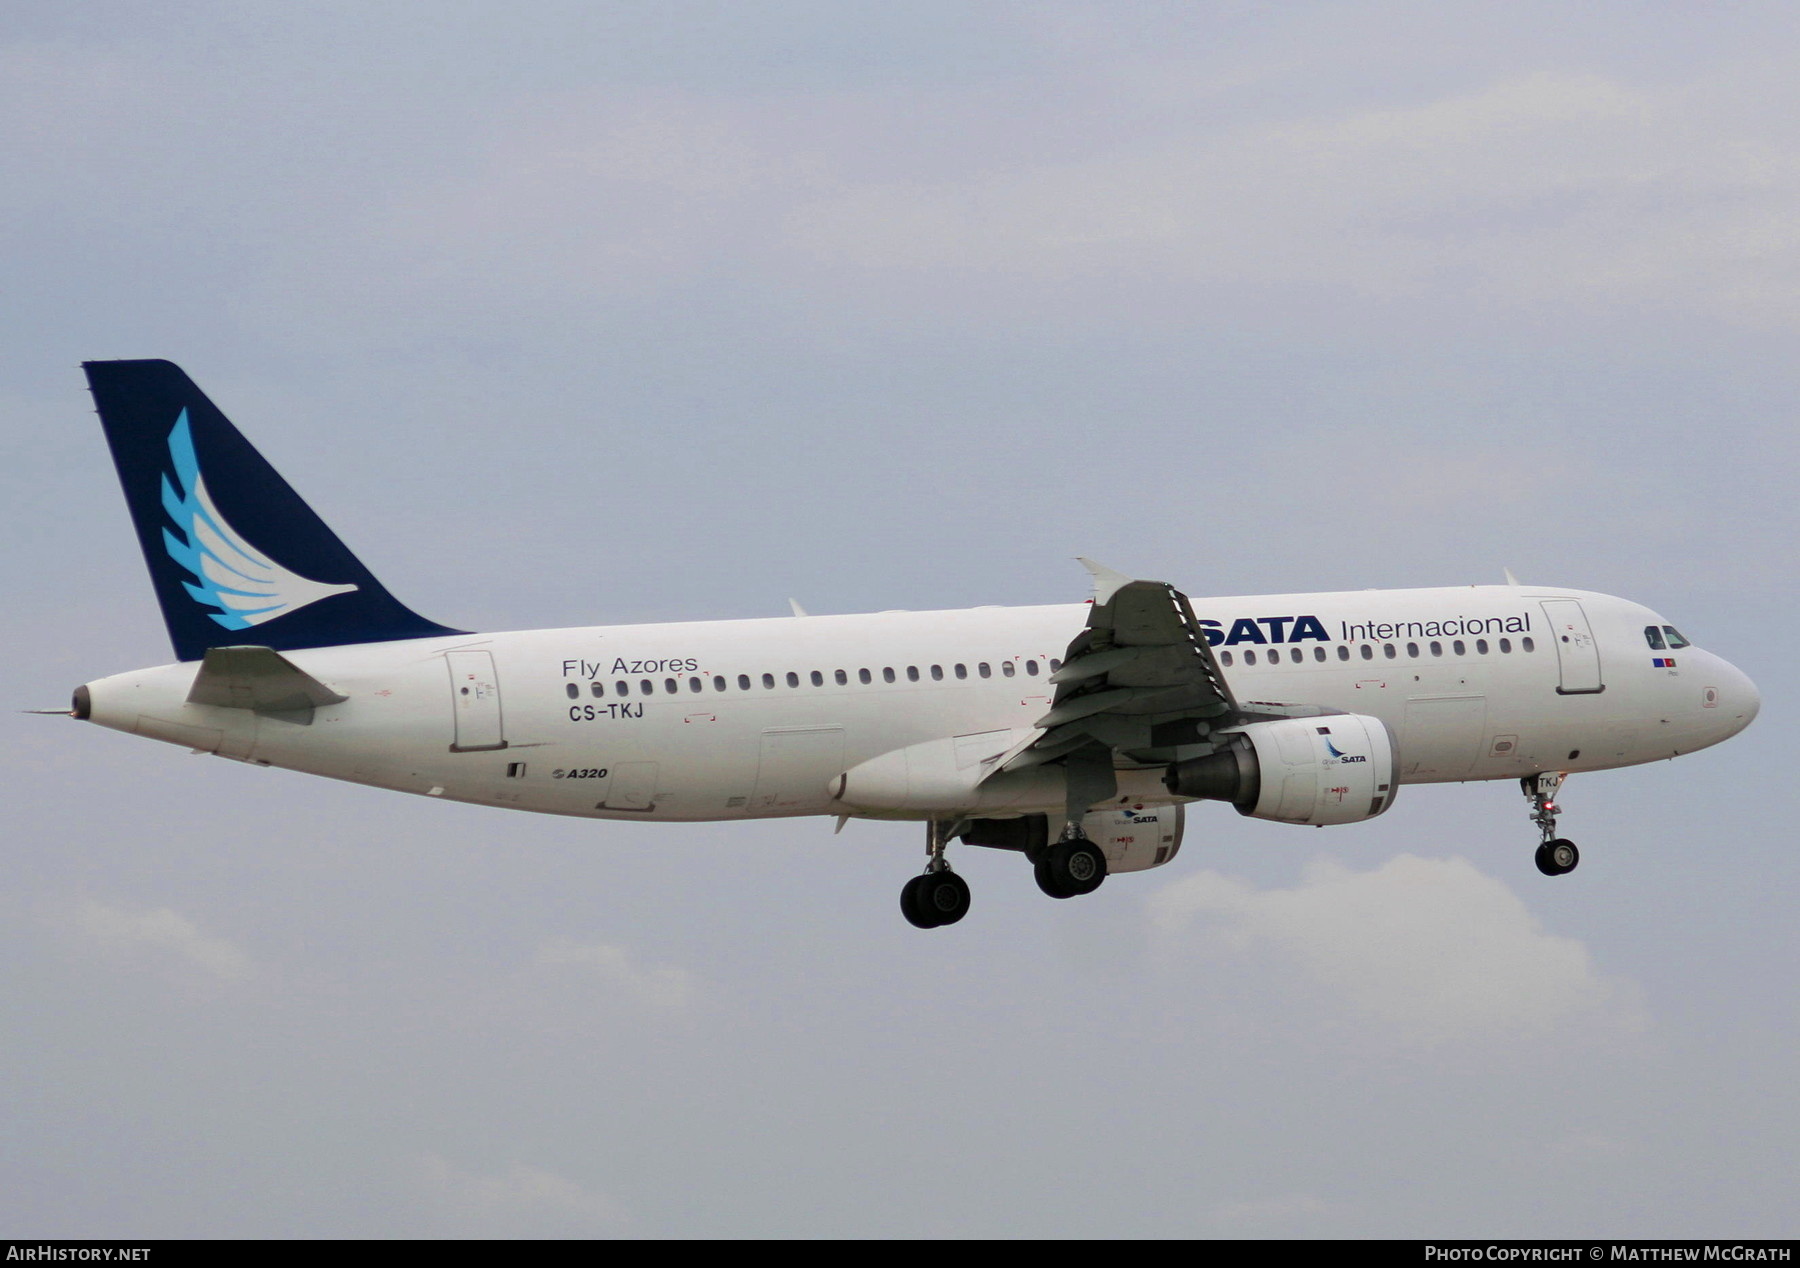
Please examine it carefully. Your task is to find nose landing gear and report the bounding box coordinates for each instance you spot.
[1523,772,1579,876]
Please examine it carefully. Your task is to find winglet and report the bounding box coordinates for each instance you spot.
[788,598,809,618]
[1076,557,1136,607]
[1503,567,1521,586]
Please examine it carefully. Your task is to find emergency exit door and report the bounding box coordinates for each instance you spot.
[447,650,508,751]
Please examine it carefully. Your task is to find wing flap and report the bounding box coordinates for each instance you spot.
[998,568,1239,781]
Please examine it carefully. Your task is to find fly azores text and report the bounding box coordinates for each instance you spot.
[1197,612,1533,646]
[562,657,699,678]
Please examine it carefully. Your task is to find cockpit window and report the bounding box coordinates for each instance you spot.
[1663,625,1691,650]
[1644,625,1666,651]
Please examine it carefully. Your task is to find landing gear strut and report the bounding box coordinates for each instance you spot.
[1523,772,1580,877]
[901,820,971,929]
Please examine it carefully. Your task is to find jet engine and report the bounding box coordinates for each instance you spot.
[1081,804,1185,873]
[1162,714,1397,826]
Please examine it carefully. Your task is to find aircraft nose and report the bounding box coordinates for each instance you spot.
[1711,656,1760,738]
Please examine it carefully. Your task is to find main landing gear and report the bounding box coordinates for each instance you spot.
[1523,772,1580,877]
[901,820,972,929]
[898,817,1112,927]
[1032,832,1108,900]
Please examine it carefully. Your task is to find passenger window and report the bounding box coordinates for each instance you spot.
[1430,641,1443,657]
[1663,626,1691,649]
[1406,642,1419,658]
[1452,641,1464,656]
[786,672,799,688]
[565,683,579,700]
[978,663,992,678]
[1475,639,1488,654]
[714,676,727,692]
[664,677,678,694]
[954,664,967,679]
[1361,645,1374,661]
[737,674,751,690]
[1049,658,1062,672]
[689,676,702,693]
[1499,639,1511,653]
[906,666,920,682]
[1290,648,1303,663]
[762,673,776,689]
[642,679,656,695]
[859,669,872,685]
[1522,637,1535,652]
[1246,650,1258,665]
[930,665,943,681]
[1221,651,1234,666]
[1336,646,1349,661]
[1026,660,1040,676]
[1314,647,1327,662]
[883,668,896,683]
[1002,662,1016,678]
[617,680,631,696]
[810,670,824,686]
[835,669,847,686]
[1383,644,1396,659]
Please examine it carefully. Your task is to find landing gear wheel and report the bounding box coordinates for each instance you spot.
[920,870,970,926]
[900,874,934,928]
[901,870,970,928]
[1034,840,1108,899]
[1534,838,1580,877]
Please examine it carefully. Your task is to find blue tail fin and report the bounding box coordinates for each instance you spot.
[84,359,464,661]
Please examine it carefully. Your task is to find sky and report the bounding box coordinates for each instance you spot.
[3,0,1797,1238]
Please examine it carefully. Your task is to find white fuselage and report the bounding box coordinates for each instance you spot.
[79,585,1760,826]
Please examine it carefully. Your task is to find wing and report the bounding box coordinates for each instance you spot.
[999,560,1239,778]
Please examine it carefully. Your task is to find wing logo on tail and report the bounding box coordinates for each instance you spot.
[159,410,358,630]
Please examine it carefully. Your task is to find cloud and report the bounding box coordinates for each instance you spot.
[414,1154,631,1236]
[1148,854,1645,1046]
[533,938,699,1013]
[203,46,1800,347]
[777,65,1800,327]
[65,898,255,983]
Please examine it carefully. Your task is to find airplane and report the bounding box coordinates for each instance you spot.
[56,360,1761,929]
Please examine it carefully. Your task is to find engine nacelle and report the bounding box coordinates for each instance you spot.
[1162,714,1397,826]
[959,805,1185,873]
[1082,804,1185,873]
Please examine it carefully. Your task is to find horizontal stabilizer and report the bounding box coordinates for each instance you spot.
[187,645,347,714]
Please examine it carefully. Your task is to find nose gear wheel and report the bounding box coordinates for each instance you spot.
[1522,772,1579,876]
